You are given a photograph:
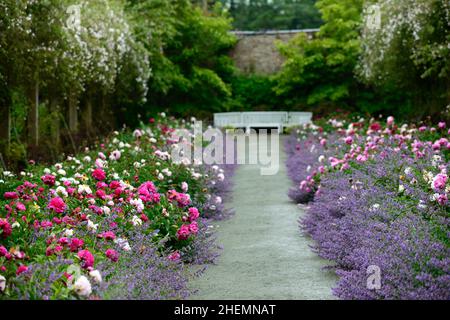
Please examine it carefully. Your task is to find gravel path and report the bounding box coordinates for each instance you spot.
[190,134,336,299]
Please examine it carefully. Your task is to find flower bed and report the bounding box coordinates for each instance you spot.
[0,114,235,300]
[286,115,449,299]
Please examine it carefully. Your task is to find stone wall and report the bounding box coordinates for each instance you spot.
[230,29,319,75]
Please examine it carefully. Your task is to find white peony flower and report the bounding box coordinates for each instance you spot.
[0,275,6,292]
[89,270,102,284]
[131,215,143,226]
[87,220,98,232]
[72,276,92,297]
[63,229,74,237]
[56,186,68,197]
[78,184,92,195]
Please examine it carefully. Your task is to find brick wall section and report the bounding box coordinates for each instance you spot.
[230,29,319,75]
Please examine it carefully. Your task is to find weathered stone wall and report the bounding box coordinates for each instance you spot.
[230,29,319,75]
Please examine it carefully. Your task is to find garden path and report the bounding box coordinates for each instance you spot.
[190,134,336,299]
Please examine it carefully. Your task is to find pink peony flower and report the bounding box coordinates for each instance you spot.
[98,231,116,241]
[418,126,427,132]
[168,251,181,262]
[41,174,56,186]
[188,207,200,221]
[437,194,448,206]
[78,249,95,268]
[4,192,18,200]
[176,224,190,240]
[48,197,66,213]
[432,174,447,191]
[320,139,327,146]
[92,168,106,181]
[138,181,160,203]
[105,249,119,262]
[438,122,446,129]
[16,202,26,211]
[344,136,353,145]
[387,116,394,126]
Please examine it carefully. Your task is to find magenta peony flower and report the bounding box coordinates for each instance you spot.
[188,221,199,234]
[176,224,190,240]
[48,197,66,213]
[344,136,353,145]
[0,219,12,238]
[92,168,106,181]
[3,192,18,200]
[99,231,116,241]
[105,249,119,262]
[438,122,446,129]
[15,202,26,211]
[70,238,84,252]
[16,265,28,275]
[188,207,200,221]
[78,249,95,268]
[41,174,56,186]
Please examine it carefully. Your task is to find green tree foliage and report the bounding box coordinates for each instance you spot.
[0,0,236,165]
[273,0,363,110]
[131,0,237,117]
[221,0,322,30]
[357,0,450,116]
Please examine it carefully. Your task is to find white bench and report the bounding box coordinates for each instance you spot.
[214,111,312,132]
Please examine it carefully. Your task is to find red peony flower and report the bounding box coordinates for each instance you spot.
[41,174,56,186]
[369,122,382,131]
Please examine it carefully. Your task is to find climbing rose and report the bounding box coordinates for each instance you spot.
[78,250,95,268]
[105,249,119,262]
[41,174,56,186]
[48,197,67,213]
[176,225,190,240]
[92,168,106,181]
